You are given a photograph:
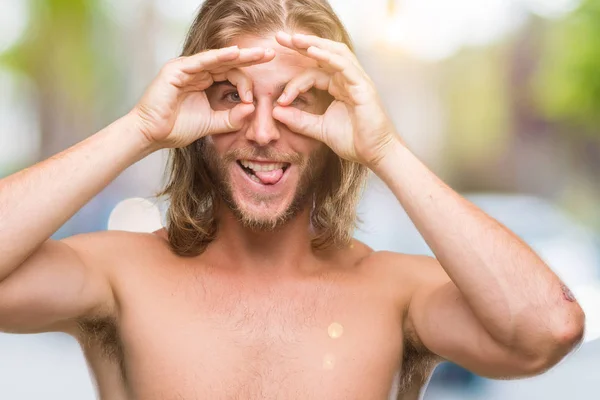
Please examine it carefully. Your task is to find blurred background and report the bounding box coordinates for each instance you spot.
[1,0,599,398]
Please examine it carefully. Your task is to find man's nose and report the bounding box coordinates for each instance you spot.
[244,101,281,146]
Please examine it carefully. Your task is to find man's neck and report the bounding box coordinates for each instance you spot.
[207,208,322,275]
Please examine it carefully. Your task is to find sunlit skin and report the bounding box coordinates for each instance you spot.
[0,27,584,400]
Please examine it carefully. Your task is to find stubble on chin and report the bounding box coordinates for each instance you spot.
[199,140,330,232]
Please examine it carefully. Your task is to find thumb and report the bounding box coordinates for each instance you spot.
[209,103,255,134]
[273,106,323,141]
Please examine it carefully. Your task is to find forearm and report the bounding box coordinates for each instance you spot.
[0,113,157,279]
[374,139,584,348]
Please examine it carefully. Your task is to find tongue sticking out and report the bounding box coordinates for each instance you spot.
[254,168,284,185]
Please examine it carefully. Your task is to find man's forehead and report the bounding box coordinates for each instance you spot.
[230,34,318,91]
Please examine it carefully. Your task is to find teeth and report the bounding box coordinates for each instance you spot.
[240,160,285,172]
[248,173,261,183]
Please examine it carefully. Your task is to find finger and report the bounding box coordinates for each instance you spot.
[182,47,275,74]
[275,31,297,51]
[208,47,276,73]
[290,33,353,58]
[277,68,331,106]
[209,103,255,135]
[209,55,275,74]
[183,48,264,73]
[179,46,240,72]
[214,68,253,103]
[174,48,275,90]
[276,31,359,68]
[274,33,332,74]
[306,46,362,85]
[272,106,323,141]
[275,31,312,59]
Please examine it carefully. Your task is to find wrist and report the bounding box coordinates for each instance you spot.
[367,133,406,172]
[369,134,413,185]
[120,112,164,156]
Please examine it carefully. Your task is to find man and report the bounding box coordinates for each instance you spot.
[0,0,585,399]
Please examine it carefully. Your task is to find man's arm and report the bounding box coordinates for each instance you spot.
[0,45,272,334]
[271,31,585,377]
[374,141,585,378]
[0,116,153,333]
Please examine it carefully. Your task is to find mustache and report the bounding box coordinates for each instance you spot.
[223,147,304,165]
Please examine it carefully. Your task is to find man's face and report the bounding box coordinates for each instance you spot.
[204,34,332,230]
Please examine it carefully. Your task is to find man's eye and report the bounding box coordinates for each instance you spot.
[223,91,241,103]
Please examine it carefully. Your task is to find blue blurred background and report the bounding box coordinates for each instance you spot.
[1,0,599,398]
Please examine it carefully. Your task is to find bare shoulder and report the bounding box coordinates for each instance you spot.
[352,245,450,339]
[354,245,449,294]
[61,228,172,278]
[60,229,172,332]
[63,227,169,255]
[342,242,445,317]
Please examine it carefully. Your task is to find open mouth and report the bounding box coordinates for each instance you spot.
[237,160,291,185]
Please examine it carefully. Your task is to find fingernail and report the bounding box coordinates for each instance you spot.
[265,48,274,56]
[278,93,287,103]
[246,90,253,102]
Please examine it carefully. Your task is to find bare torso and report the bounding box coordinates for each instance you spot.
[74,230,437,400]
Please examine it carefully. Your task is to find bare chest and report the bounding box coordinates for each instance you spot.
[100,270,409,400]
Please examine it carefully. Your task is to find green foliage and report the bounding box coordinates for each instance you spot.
[441,45,512,165]
[0,0,106,105]
[534,0,600,135]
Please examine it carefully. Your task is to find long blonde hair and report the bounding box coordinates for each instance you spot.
[159,0,368,256]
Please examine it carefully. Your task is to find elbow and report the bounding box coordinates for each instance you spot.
[558,307,585,343]
[550,305,586,355]
[521,305,586,375]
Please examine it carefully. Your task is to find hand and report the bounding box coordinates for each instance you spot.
[272,32,400,167]
[131,46,275,149]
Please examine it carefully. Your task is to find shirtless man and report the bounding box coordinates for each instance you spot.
[0,0,585,399]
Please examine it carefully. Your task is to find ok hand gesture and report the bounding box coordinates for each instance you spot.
[273,32,400,167]
[133,46,275,148]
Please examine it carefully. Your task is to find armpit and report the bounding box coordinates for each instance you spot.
[77,316,126,378]
[398,325,443,395]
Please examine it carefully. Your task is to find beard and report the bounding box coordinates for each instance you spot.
[199,139,330,232]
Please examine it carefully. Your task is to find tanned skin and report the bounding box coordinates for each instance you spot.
[0,32,585,400]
